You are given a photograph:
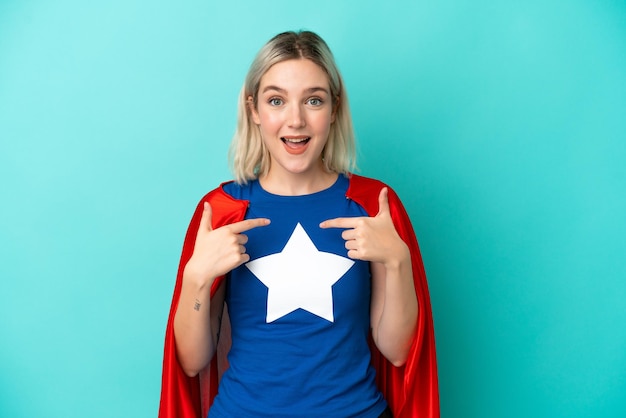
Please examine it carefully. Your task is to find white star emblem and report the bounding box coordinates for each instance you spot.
[245,223,355,323]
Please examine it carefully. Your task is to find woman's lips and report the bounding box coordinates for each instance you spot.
[281,136,311,154]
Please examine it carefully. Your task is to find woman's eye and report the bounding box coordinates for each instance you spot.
[308,98,323,106]
[268,98,283,106]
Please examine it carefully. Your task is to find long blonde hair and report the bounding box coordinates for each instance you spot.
[229,30,356,184]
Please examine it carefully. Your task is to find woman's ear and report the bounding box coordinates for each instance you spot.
[248,96,261,125]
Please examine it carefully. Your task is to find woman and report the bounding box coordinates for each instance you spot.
[159,30,439,418]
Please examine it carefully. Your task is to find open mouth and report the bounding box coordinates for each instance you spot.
[281,137,311,154]
[281,137,311,146]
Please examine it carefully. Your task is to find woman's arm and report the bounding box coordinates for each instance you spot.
[173,202,269,376]
[174,269,224,377]
[320,187,418,366]
[369,255,417,366]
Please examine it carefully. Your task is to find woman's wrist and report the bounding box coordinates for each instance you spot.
[383,241,411,272]
[182,262,216,294]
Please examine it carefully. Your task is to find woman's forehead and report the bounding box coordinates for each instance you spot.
[259,59,330,92]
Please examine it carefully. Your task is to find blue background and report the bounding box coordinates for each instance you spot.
[1,1,625,417]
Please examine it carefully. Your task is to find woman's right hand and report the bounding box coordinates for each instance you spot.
[183,201,270,288]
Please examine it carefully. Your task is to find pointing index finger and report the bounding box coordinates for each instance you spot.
[228,217,271,234]
[319,217,360,229]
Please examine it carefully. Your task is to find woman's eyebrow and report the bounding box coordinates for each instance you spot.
[262,85,286,94]
[305,87,330,95]
[261,85,330,95]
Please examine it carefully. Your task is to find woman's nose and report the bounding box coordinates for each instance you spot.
[288,104,306,128]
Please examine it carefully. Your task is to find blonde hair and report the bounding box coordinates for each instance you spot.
[229,30,356,184]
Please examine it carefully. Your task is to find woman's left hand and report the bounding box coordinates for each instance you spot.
[320,187,409,265]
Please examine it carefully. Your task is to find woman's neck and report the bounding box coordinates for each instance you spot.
[258,169,339,196]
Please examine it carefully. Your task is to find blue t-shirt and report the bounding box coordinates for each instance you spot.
[208,175,387,418]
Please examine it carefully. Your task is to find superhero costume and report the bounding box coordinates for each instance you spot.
[159,174,440,418]
[210,175,386,416]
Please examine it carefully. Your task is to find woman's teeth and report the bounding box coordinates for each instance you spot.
[281,137,310,143]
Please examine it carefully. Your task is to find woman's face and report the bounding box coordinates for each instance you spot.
[250,58,335,180]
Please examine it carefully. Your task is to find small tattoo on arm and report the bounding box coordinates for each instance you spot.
[193,299,201,311]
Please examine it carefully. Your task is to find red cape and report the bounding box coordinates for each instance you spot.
[159,174,439,418]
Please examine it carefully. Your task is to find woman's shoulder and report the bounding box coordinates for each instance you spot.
[347,174,406,215]
[195,180,252,202]
[346,174,392,200]
[188,181,250,228]
[347,174,388,189]
[220,180,251,200]
[192,181,251,210]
